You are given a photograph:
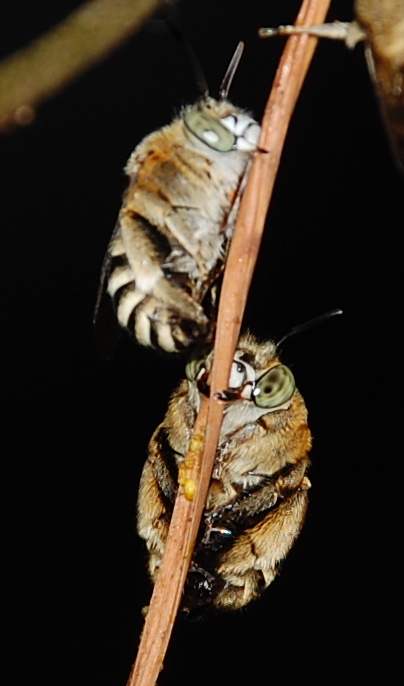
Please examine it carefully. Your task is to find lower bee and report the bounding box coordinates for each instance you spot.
[137,333,312,614]
[94,44,261,355]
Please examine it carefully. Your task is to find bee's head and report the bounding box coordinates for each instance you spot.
[183,98,260,152]
[185,335,296,412]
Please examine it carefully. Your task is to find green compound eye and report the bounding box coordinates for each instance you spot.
[185,346,211,381]
[253,365,295,409]
[184,111,236,152]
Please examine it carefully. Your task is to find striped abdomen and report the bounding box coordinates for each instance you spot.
[104,211,211,353]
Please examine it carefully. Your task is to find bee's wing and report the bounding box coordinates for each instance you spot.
[353,0,404,174]
[364,43,404,174]
[93,227,122,360]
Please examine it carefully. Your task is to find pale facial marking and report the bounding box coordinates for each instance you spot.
[221,114,261,151]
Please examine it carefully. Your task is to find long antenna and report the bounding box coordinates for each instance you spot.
[219,41,244,99]
[164,11,209,97]
[276,308,343,347]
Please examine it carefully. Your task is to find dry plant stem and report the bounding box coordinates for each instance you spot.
[126,400,209,686]
[205,0,333,539]
[128,1,332,685]
[0,0,164,131]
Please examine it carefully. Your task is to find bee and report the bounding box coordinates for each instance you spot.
[259,0,404,173]
[137,333,312,614]
[94,44,261,355]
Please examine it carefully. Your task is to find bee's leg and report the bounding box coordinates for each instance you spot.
[129,177,213,279]
[137,426,179,581]
[214,484,309,610]
[189,464,307,611]
[208,459,308,526]
[137,459,169,580]
[129,292,208,352]
[117,211,210,351]
[152,279,211,349]
[259,21,366,49]
[128,186,201,271]
[119,209,202,326]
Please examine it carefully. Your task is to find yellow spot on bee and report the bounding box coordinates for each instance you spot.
[184,478,197,501]
[184,457,195,469]
[189,432,205,452]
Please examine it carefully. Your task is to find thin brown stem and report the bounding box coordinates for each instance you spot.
[127,1,332,685]
[0,0,163,131]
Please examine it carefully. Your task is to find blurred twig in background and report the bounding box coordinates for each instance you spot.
[0,0,164,131]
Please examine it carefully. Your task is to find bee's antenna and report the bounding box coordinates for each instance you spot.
[219,41,244,99]
[276,308,343,347]
[164,11,209,97]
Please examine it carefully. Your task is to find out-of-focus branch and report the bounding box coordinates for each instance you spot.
[0,0,164,131]
[127,2,332,686]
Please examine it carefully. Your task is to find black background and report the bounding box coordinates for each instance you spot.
[1,1,401,685]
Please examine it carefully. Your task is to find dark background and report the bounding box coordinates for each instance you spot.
[1,1,401,684]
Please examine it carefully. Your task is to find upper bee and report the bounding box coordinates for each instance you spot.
[94,98,260,355]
